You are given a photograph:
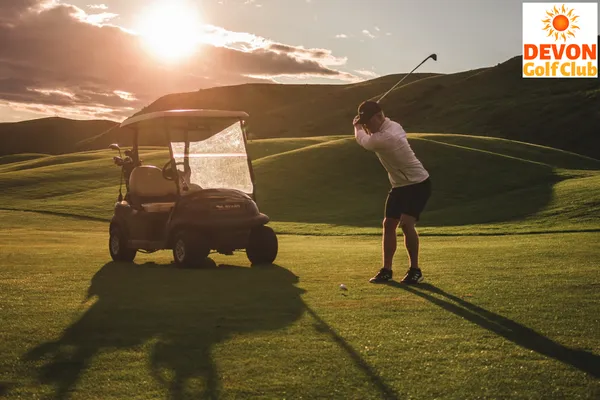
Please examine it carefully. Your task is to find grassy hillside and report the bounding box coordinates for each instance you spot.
[79,51,600,160]
[0,117,118,156]
[74,72,439,150]
[1,134,598,235]
[378,56,600,160]
[0,153,48,165]
[253,136,600,234]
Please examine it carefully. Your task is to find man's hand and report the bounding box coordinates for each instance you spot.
[354,116,371,134]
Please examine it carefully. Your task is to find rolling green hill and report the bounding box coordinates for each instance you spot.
[73,72,440,150]
[0,117,118,157]
[0,153,48,165]
[1,134,598,236]
[78,53,600,160]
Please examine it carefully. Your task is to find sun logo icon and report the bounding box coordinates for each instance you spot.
[542,4,580,42]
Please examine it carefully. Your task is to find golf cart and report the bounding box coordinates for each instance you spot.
[108,109,277,267]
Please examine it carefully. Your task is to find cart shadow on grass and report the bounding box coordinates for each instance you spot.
[388,282,600,379]
[21,261,401,400]
[0,383,10,397]
[22,260,306,399]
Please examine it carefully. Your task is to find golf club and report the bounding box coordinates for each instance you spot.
[377,53,437,103]
[109,143,122,158]
[109,144,124,202]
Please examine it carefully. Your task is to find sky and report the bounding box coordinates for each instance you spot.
[1,0,598,123]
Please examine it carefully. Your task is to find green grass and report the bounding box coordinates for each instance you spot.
[0,153,48,165]
[1,132,599,398]
[0,210,598,399]
[1,134,599,236]
[246,136,341,160]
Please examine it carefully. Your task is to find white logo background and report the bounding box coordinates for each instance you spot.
[523,2,598,50]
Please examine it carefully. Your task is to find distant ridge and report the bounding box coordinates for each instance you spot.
[0,117,118,156]
[80,52,600,159]
[1,41,599,159]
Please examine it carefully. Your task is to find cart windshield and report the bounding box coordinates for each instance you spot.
[170,120,253,194]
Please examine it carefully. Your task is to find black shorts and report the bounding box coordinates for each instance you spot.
[385,178,432,220]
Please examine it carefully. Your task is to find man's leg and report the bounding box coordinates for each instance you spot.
[383,217,400,269]
[369,192,401,283]
[399,213,424,284]
[399,214,419,269]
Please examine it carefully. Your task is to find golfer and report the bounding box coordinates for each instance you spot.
[353,100,431,284]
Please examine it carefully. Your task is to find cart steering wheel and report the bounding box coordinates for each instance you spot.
[162,160,186,181]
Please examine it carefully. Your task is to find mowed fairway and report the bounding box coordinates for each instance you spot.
[0,210,598,399]
[1,134,599,399]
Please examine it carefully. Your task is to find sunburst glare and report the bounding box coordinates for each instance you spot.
[135,1,203,62]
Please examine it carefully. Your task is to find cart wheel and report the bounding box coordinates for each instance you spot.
[246,225,278,265]
[109,226,136,262]
[172,230,210,268]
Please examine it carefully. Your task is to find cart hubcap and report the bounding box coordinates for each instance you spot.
[110,234,120,254]
[175,240,186,261]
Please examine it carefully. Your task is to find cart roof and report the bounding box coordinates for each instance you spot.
[119,109,249,129]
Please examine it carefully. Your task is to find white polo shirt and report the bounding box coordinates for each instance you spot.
[355,117,429,188]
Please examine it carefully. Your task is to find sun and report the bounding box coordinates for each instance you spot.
[541,4,580,42]
[135,1,203,62]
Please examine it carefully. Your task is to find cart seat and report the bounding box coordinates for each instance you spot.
[128,165,178,211]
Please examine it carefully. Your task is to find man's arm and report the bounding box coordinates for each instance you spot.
[354,124,384,151]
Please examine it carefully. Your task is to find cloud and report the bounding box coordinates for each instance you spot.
[0,0,356,121]
[201,46,350,78]
[0,0,40,25]
[266,43,347,66]
[355,69,378,78]
[362,29,376,39]
[84,12,118,25]
[335,34,348,39]
[2,100,133,120]
[87,4,108,9]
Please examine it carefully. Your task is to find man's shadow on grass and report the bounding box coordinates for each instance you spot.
[22,260,307,400]
[387,282,600,379]
[305,305,401,400]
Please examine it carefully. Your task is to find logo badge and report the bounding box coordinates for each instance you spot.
[523,3,598,78]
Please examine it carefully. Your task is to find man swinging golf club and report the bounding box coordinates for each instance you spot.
[353,100,431,284]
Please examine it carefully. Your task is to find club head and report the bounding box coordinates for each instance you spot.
[109,143,121,151]
[124,149,133,157]
[430,53,437,61]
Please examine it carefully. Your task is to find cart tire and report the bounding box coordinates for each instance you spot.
[172,230,210,268]
[109,226,137,262]
[246,225,278,265]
